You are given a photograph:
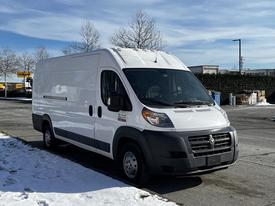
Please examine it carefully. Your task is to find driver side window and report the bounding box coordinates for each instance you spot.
[101,70,132,110]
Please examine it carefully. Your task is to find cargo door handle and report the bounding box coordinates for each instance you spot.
[89,105,93,116]
[98,106,102,118]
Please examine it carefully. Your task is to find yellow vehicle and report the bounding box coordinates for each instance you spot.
[15,83,24,90]
[0,84,5,91]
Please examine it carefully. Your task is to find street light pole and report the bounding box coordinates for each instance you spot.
[232,39,243,74]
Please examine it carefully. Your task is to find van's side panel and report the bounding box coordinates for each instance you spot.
[33,54,100,151]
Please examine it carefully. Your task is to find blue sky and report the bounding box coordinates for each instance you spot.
[1,0,275,69]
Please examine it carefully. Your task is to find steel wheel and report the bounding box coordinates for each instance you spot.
[44,129,52,147]
[120,143,149,185]
[43,124,57,149]
[123,151,138,179]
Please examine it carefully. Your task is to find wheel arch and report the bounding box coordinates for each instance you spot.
[113,126,153,165]
[41,114,53,133]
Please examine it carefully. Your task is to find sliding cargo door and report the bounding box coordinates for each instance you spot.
[52,54,99,150]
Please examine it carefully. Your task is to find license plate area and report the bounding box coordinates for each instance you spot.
[207,155,221,166]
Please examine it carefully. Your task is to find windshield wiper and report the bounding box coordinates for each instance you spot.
[141,98,173,106]
[141,98,214,108]
[173,102,193,108]
[174,100,214,107]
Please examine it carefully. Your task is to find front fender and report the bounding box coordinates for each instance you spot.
[113,126,154,168]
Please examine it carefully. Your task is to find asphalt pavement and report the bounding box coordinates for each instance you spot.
[0,100,274,206]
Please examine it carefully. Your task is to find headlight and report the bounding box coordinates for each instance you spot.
[142,107,174,128]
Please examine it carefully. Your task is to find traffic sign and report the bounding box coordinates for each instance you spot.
[17,71,32,78]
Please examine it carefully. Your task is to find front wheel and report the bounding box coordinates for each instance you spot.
[120,143,149,185]
[43,124,57,149]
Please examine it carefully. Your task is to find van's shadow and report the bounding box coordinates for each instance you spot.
[0,138,202,194]
[43,141,202,194]
[146,176,202,194]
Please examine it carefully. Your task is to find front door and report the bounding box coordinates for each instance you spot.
[94,67,132,158]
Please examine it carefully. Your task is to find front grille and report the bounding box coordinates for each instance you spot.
[188,133,232,157]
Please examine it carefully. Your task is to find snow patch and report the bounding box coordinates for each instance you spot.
[0,133,176,206]
[255,102,272,106]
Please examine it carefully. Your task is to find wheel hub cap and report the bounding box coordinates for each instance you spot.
[123,151,138,179]
[44,130,51,147]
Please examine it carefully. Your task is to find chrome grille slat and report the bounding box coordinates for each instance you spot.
[192,146,231,154]
[191,145,209,149]
[188,133,232,157]
[190,140,210,146]
[214,138,230,143]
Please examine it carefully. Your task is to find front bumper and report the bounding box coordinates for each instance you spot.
[142,126,239,175]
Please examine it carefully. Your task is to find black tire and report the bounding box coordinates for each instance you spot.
[43,124,57,149]
[120,143,149,185]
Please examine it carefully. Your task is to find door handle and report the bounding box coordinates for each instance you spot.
[98,106,102,118]
[89,105,93,116]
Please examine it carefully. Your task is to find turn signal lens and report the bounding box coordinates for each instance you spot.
[142,107,174,128]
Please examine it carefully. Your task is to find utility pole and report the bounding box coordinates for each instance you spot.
[232,39,243,74]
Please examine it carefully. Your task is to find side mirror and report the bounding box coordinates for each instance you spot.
[107,92,124,112]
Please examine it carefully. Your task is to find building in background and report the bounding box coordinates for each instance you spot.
[0,73,33,96]
[243,69,275,77]
[0,74,22,83]
[188,65,219,74]
[219,69,240,75]
[218,68,275,76]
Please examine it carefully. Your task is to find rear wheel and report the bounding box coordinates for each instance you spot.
[43,124,57,149]
[120,143,149,185]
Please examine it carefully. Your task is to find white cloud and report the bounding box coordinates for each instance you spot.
[0,5,17,14]
[162,26,275,46]
[53,0,86,6]
[1,0,275,67]
[0,14,121,44]
[0,15,82,41]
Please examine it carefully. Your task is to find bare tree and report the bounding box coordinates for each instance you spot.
[19,52,36,89]
[34,46,49,63]
[63,21,100,54]
[20,52,35,72]
[111,10,163,50]
[0,48,20,98]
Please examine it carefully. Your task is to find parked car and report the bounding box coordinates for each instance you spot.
[32,48,238,184]
[25,86,32,97]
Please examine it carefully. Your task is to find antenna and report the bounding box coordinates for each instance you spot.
[133,45,138,51]
[154,51,158,63]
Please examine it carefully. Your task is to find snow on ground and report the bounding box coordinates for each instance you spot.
[255,102,272,106]
[0,134,176,206]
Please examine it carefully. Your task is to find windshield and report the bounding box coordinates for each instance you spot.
[123,68,214,108]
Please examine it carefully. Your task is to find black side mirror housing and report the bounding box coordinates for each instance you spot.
[107,93,124,112]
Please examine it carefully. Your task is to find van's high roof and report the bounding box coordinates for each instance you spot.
[110,48,189,70]
[40,48,189,71]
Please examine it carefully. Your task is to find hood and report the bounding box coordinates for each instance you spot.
[164,106,229,131]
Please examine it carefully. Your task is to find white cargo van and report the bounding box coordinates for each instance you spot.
[32,48,238,184]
